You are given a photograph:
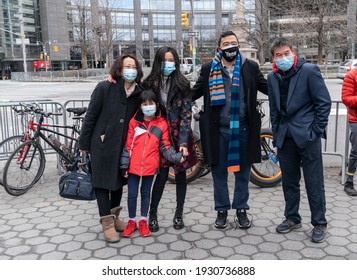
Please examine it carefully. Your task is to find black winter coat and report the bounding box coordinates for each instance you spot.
[79,78,143,190]
[192,57,267,165]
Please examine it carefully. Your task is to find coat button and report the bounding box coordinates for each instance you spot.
[120,119,124,123]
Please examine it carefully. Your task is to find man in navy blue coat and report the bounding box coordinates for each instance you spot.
[267,37,331,243]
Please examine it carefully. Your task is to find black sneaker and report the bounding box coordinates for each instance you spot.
[344,182,357,196]
[235,209,251,229]
[215,211,228,229]
[311,225,326,243]
[276,219,302,233]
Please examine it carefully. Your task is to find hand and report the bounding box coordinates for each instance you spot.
[179,146,189,157]
[179,156,186,163]
[121,169,128,178]
[106,74,116,84]
[79,150,89,155]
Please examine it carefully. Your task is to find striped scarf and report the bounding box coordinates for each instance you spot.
[209,52,241,172]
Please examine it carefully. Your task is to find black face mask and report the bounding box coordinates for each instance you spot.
[221,46,239,62]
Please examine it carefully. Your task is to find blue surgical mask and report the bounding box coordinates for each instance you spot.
[275,56,294,72]
[162,61,176,76]
[123,68,138,82]
[141,104,157,117]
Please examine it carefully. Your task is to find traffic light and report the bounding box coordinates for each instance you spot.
[181,13,188,27]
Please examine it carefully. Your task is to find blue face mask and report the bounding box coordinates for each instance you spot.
[275,56,294,72]
[123,68,138,82]
[141,104,157,117]
[162,61,176,76]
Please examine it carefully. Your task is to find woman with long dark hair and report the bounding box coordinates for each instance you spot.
[79,54,143,243]
[143,46,197,231]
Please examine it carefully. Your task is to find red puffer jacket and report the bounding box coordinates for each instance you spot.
[120,110,182,176]
[342,67,357,123]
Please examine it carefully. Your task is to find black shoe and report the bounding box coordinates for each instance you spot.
[276,219,302,233]
[235,209,251,229]
[173,208,184,230]
[148,208,159,232]
[311,225,327,243]
[344,182,357,196]
[215,211,228,229]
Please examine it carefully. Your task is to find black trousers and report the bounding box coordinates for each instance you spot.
[278,137,327,226]
[95,187,123,217]
[150,167,187,210]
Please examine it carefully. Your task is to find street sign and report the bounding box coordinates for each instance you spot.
[15,38,30,44]
[188,31,199,37]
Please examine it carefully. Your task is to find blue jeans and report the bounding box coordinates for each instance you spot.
[278,138,327,226]
[211,126,251,211]
[127,174,154,219]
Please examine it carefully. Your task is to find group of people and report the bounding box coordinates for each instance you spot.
[79,31,332,244]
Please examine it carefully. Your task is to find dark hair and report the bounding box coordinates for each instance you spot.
[218,30,239,46]
[143,46,190,97]
[270,37,293,56]
[139,89,158,104]
[109,54,143,83]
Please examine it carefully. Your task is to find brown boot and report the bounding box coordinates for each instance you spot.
[100,215,120,243]
[111,206,126,232]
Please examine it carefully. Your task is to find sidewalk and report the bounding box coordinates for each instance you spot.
[0,156,356,260]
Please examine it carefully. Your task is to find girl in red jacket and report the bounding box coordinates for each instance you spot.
[120,89,184,237]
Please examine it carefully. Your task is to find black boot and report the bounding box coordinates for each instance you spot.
[173,206,184,230]
[148,207,159,232]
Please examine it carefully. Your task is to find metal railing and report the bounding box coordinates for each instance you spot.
[0,99,350,184]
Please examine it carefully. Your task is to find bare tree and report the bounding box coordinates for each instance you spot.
[269,0,349,64]
[68,0,94,70]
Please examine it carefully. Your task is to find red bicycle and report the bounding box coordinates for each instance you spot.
[1,103,86,196]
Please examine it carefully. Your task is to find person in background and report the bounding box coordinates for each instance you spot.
[120,89,185,238]
[79,54,143,243]
[192,30,267,230]
[143,46,197,232]
[341,67,357,196]
[268,37,331,243]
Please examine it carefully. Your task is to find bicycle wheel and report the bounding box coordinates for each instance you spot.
[0,135,24,186]
[249,128,282,188]
[168,140,205,184]
[3,140,46,196]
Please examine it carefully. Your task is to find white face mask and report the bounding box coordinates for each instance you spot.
[123,68,138,82]
[141,104,156,117]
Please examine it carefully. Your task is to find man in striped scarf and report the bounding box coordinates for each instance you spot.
[193,31,267,230]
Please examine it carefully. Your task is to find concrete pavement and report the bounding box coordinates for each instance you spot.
[0,155,356,260]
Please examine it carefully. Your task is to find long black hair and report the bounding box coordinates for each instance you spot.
[143,46,190,97]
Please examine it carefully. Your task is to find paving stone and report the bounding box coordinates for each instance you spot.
[258,242,282,253]
[120,245,143,256]
[300,247,327,259]
[276,250,303,259]
[194,239,218,250]
[240,234,264,245]
[93,247,119,259]
[324,245,350,257]
[158,251,182,260]
[84,240,107,250]
[218,236,241,247]
[132,253,156,260]
[34,243,57,254]
[4,245,31,256]
[132,236,155,246]
[156,233,178,244]
[170,240,192,251]
[49,234,74,244]
[191,224,210,233]
[73,232,97,242]
[40,251,67,260]
[67,249,92,259]
[25,236,49,246]
[185,248,210,259]
[234,244,259,255]
[181,232,202,242]
[252,252,278,260]
[211,246,235,258]
[145,243,168,254]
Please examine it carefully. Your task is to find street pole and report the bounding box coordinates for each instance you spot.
[189,0,196,81]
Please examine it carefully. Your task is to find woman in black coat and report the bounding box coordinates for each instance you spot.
[79,54,143,243]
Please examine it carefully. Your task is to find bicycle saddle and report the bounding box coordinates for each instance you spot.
[66,107,87,116]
